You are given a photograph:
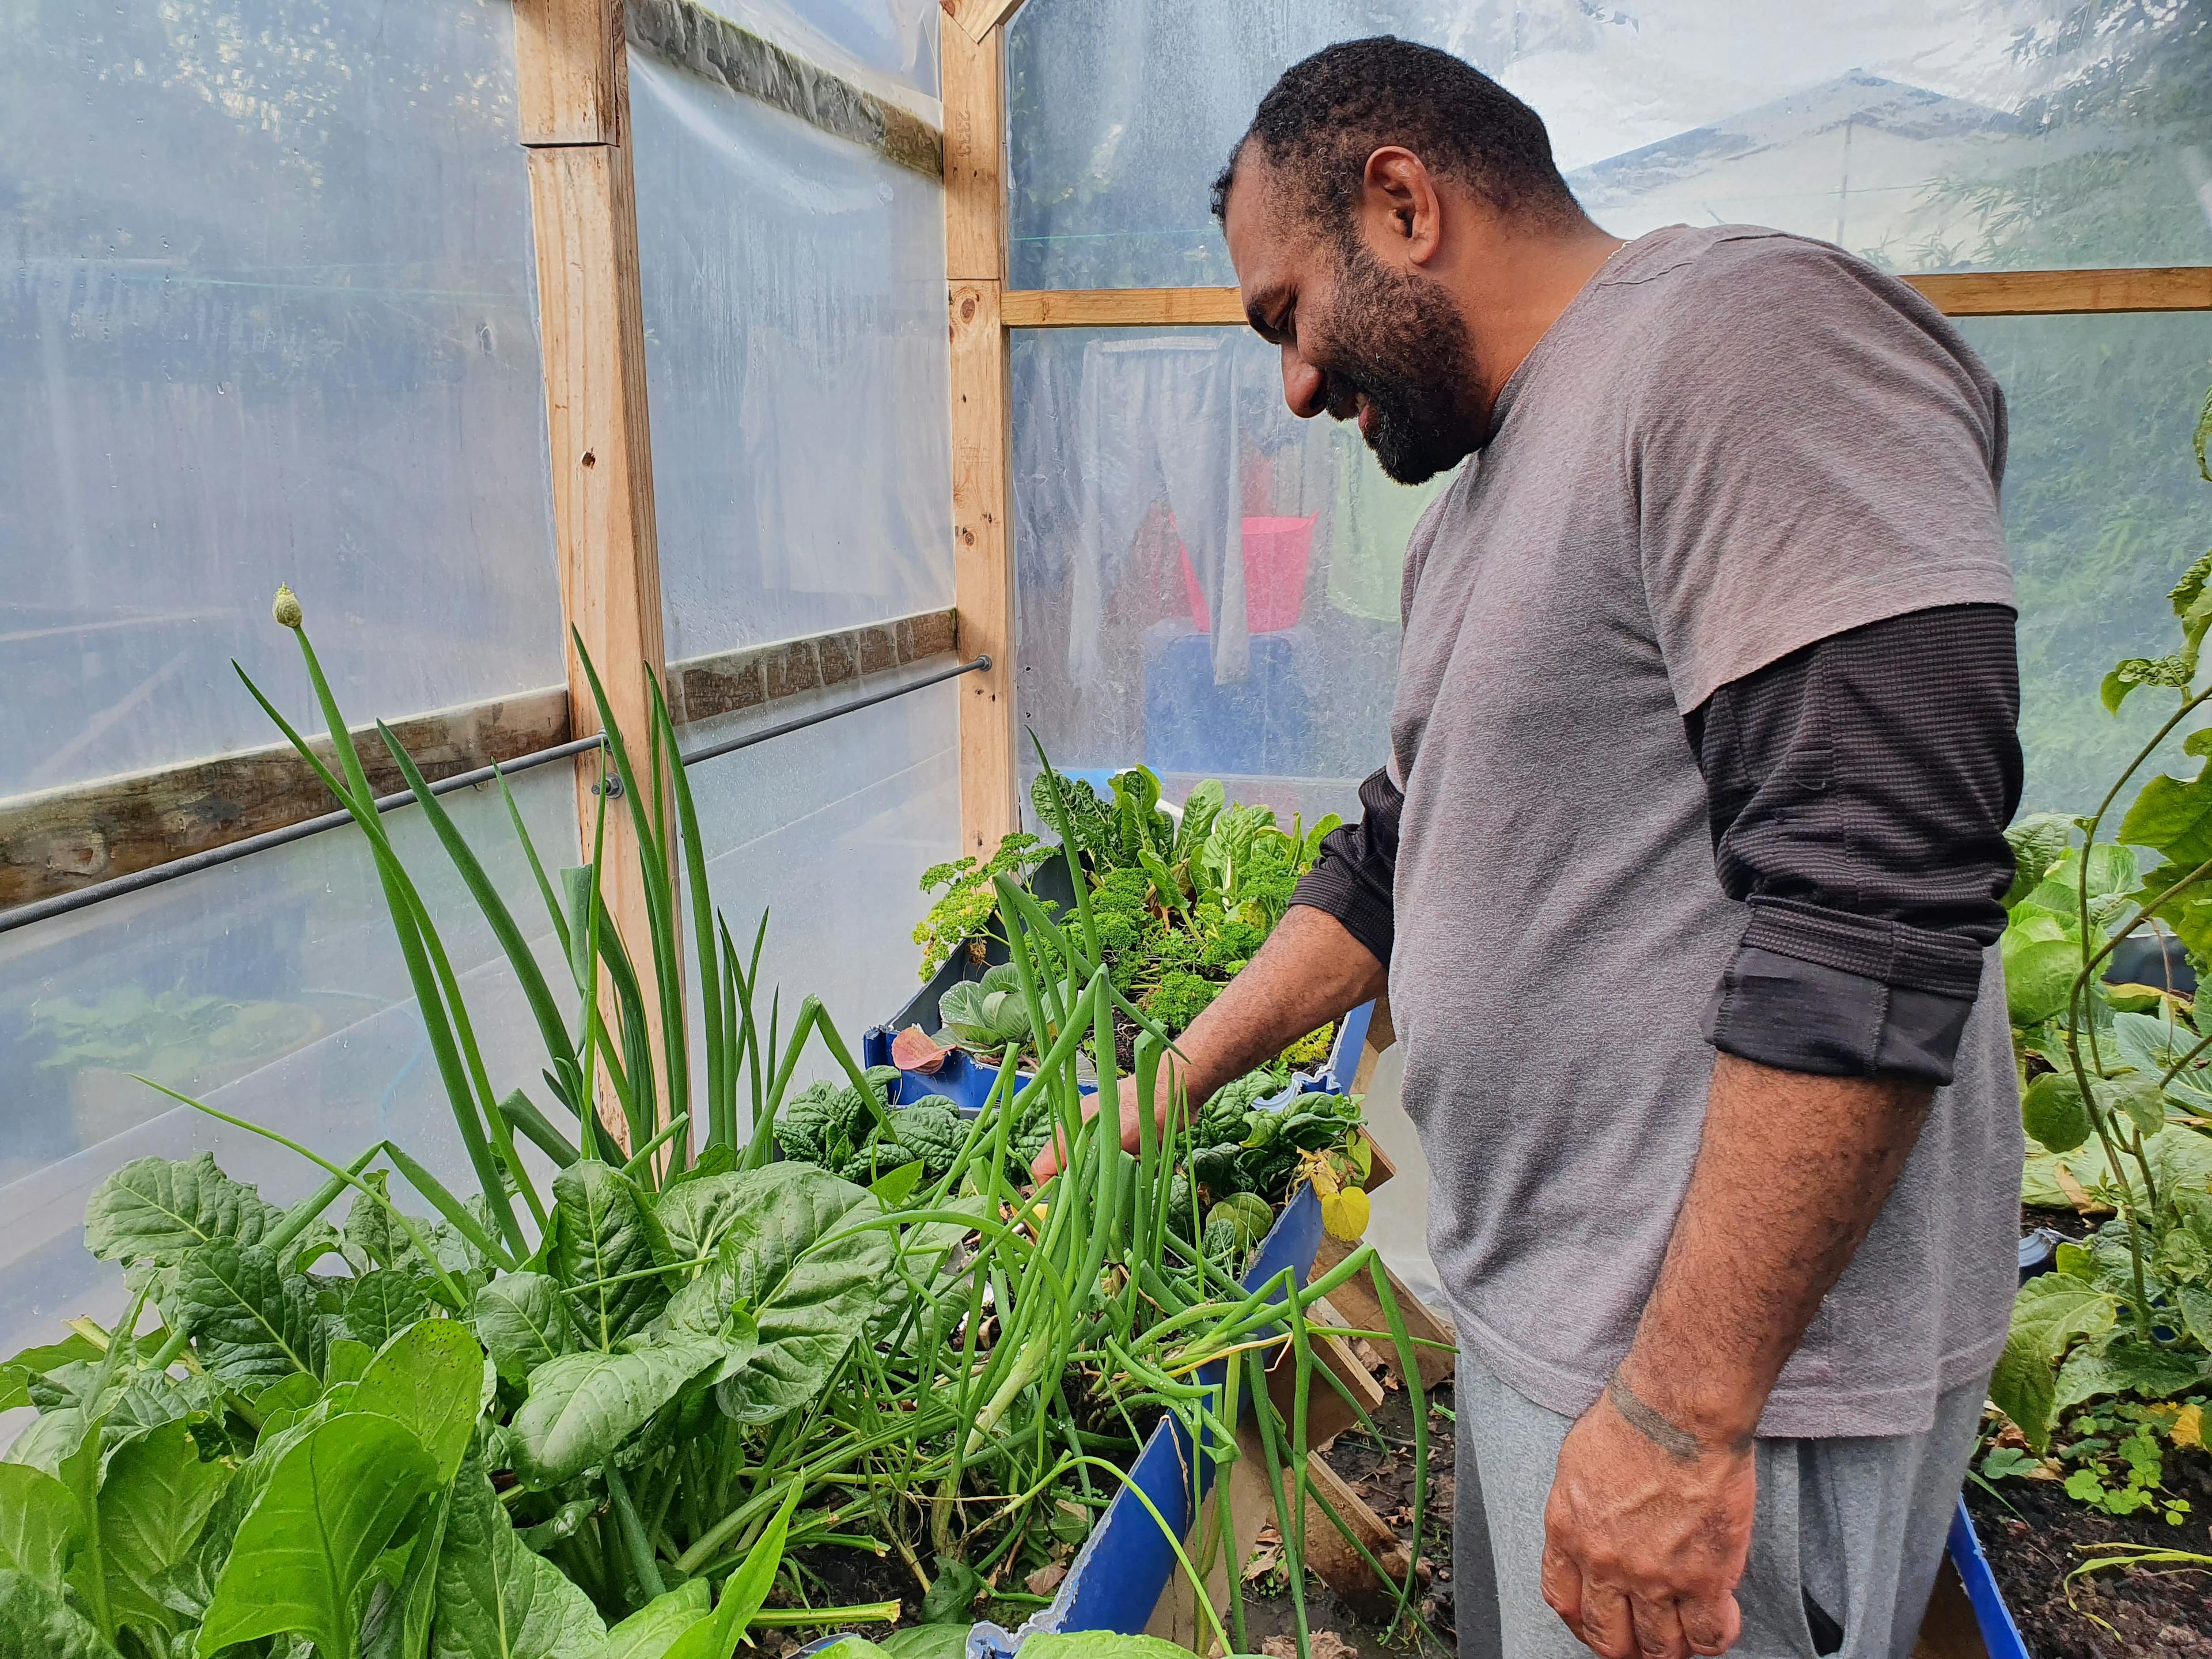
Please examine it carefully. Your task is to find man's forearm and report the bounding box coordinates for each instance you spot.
[1168,904,1387,1106]
[1612,1054,1933,1448]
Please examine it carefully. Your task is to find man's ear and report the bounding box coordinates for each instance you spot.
[1362,146,1444,267]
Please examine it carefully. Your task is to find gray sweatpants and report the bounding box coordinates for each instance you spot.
[1452,1357,1985,1659]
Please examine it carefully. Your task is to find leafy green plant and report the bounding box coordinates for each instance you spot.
[1988,392,2212,1476]
[937,963,1033,1053]
[913,834,1048,980]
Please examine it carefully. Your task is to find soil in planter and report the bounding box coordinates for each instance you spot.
[1964,1447,2212,1659]
[2022,1203,2097,1243]
[1236,1380,1459,1659]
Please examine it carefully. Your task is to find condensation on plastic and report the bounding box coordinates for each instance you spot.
[0,0,563,800]
[1010,327,1435,825]
[694,0,940,119]
[0,767,579,1368]
[1955,310,2212,815]
[1005,0,2212,289]
[674,676,962,1099]
[630,52,955,666]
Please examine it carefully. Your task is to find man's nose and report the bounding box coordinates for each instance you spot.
[1281,343,1325,419]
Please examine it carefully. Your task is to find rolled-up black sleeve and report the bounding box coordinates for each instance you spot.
[1289,766,1401,968]
[1691,602,2022,1086]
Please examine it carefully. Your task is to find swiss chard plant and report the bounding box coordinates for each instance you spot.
[1983,391,2212,1517]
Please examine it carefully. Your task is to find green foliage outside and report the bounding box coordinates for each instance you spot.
[1981,391,2212,1531]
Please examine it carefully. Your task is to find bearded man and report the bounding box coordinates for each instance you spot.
[1035,35,2024,1659]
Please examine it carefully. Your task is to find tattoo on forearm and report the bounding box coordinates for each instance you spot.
[1605,1373,1719,1463]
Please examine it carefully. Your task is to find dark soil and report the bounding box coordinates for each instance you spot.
[1963,1453,2212,1658]
[2022,1204,2097,1242]
[1235,1380,1458,1659]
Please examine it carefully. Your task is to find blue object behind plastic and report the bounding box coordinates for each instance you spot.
[1141,622,1315,777]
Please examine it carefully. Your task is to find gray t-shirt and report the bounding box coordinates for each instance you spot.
[1389,225,2020,1438]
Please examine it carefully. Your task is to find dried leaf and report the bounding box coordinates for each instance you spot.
[891,1025,952,1074]
[2175,1402,2204,1449]
[1025,1563,1066,1597]
[2051,1160,2096,1213]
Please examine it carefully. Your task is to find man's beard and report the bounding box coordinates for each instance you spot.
[1316,244,1480,485]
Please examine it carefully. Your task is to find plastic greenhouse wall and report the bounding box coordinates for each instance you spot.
[1005,0,2212,291]
[1003,1,2212,820]
[695,0,941,120]
[0,0,562,800]
[631,50,955,665]
[0,769,578,1367]
[1010,327,1439,823]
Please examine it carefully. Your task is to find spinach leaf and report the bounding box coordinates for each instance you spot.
[429,1453,603,1659]
[550,1162,674,1350]
[472,1274,574,1386]
[199,1413,438,1659]
[93,1418,229,1642]
[600,1580,709,1659]
[511,1343,721,1486]
[175,1240,328,1386]
[708,1169,890,1425]
[344,1271,430,1349]
[0,1464,82,1590]
[655,1175,755,1268]
[350,1320,484,1485]
[84,1154,279,1271]
[0,1569,121,1659]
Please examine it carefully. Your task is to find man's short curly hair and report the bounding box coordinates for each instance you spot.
[1211,37,1581,241]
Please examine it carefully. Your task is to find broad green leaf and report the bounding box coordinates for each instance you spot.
[1989,1274,2118,1450]
[511,1343,719,1485]
[2003,812,2073,907]
[2021,1072,2090,1154]
[601,1581,709,1659]
[2023,1122,2212,1210]
[550,1162,673,1350]
[175,1241,327,1385]
[2084,843,2139,899]
[665,1480,799,1659]
[2118,768,2212,868]
[868,1160,926,1210]
[362,1475,452,1659]
[654,1176,756,1270]
[429,1455,603,1659]
[2107,1010,2189,1077]
[709,1168,891,1424]
[2002,936,2082,1029]
[878,1630,969,1659]
[346,1272,430,1350]
[0,1464,83,1589]
[97,1419,229,1640]
[85,1154,278,1270]
[2097,1077,2169,1138]
[2176,1284,2212,1348]
[2053,1335,2210,1416]
[327,1339,377,1385]
[0,1569,123,1659]
[472,1274,574,1386]
[199,1413,438,1659]
[350,1320,483,1484]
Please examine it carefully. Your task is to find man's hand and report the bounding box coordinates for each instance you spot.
[1539,1056,1931,1656]
[1027,904,1384,1181]
[1540,1374,1753,1659]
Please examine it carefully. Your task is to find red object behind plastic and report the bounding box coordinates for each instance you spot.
[1176,514,1317,634]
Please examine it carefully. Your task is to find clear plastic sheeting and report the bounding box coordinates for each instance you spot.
[1011,328,1435,825]
[676,677,962,1090]
[1006,0,2212,289]
[0,767,579,1363]
[631,52,954,665]
[695,0,941,119]
[1957,310,2212,816]
[0,0,562,800]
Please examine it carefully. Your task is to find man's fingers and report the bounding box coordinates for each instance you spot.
[1539,1541,1585,1641]
[1678,1590,1740,1658]
[1630,1592,1689,1659]
[1579,1582,1638,1659]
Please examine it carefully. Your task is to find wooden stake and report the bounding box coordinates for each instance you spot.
[942,14,1018,857]
[513,0,672,1150]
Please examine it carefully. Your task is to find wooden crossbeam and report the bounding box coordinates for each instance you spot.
[1001,266,2212,331]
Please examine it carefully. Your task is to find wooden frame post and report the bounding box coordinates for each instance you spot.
[513,0,673,1146]
[943,12,1019,857]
